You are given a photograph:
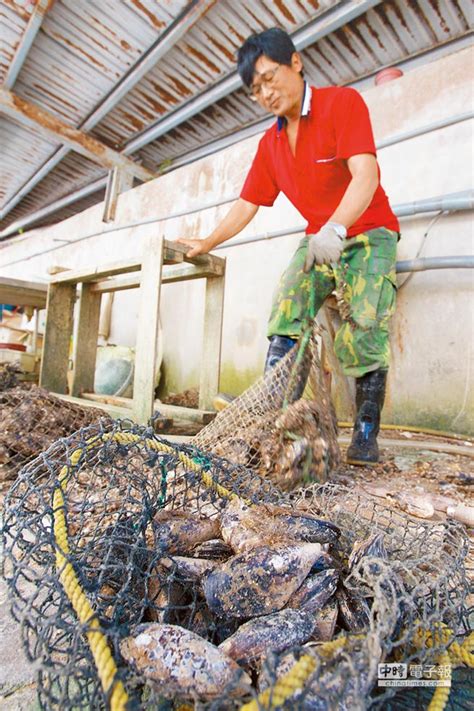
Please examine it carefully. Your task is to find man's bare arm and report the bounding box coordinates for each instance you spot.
[329,153,379,229]
[176,198,259,257]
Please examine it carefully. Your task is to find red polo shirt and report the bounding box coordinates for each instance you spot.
[240,85,399,236]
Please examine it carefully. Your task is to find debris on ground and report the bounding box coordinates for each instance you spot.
[335,430,474,523]
[0,384,110,487]
[162,388,199,408]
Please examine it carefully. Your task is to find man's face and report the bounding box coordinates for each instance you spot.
[251,53,304,118]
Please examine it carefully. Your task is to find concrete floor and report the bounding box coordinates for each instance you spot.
[0,578,39,710]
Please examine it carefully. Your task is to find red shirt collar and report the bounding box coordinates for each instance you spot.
[277,81,312,133]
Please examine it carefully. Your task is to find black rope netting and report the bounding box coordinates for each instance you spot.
[2,419,470,710]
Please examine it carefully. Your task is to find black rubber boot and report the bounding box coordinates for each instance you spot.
[264,335,311,403]
[346,369,387,466]
[264,335,297,373]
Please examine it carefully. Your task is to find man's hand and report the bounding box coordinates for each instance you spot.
[175,238,210,258]
[303,223,345,272]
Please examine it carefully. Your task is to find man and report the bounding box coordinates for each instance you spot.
[177,28,400,466]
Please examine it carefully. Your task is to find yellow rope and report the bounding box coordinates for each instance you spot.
[240,636,354,711]
[449,632,474,666]
[52,431,474,711]
[240,624,474,711]
[427,649,452,711]
[52,430,239,710]
[427,629,474,711]
[54,454,128,710]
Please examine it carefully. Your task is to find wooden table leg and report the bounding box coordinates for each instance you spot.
[72,283,102,396]
[133,237,164,424]
[40,283,75,394]
[199,274,225,410]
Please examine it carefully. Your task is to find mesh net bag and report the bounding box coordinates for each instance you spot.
[0,365,111,484]
[3,419,471,711]
[195,326,340,490]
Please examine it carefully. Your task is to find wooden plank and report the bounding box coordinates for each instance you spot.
[82,392,215,424]
[71,283,101,396]
[49,247,185,288]
[154,402,216,424]
[163,262,225,283]
[164,240,226,269]
[82,392,133,408]
[91,275,141,293]
[40,283,75,393]
[317,305,356,420]
[50,258,142,284]
[55,393,134,420]
[199,274,225,410]
[163,250,184,265]
[0,276,47,308]
[90,262,225,294]
[132,237,164,424]
[0,88,155,182]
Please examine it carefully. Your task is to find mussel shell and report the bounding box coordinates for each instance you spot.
[161,555,217,580]
[152,510,220,555]
[310,551,341,574]
[258,643,373,710]
[145,566,188,623]
[312,597,339,641]
[193,539,234,560]
[220,499,340,554]
[337,587,371,632]
[348,532,387,573]
[219,608,316,664]
[286,568,339,614]
[204,542,322,619]
[257,647,334,710]
[120,623,251,699]
[270,509,340,545]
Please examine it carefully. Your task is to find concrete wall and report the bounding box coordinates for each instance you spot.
[1,46,473,434]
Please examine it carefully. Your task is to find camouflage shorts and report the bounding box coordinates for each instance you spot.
[267,227,399,378]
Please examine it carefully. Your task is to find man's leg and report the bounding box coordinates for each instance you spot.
[265,238,335,402]
[333,228,398,465]
[267,237,334,365]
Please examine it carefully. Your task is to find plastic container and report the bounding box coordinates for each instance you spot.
[375,67,404,85]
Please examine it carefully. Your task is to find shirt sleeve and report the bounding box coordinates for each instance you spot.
[240,134,280,206]
[333,87,376,159]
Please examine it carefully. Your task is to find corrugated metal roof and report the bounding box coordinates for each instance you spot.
[0,0,472,236]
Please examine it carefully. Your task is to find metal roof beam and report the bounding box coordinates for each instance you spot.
[124,0,383,153]
[0,89,155,182]
[0,177,108,239]
[3,0,55,90]
[0,0,216,221]
[0,0,383,233]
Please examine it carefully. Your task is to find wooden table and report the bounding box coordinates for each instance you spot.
[40,237,225,425]
[0,276,47,309]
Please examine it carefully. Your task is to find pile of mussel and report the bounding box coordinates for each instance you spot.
[116,498,388,705]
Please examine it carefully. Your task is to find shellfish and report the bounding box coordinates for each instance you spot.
[204,542,322,619]
[120,623,251,699]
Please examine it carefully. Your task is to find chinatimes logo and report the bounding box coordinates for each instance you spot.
[377,663,452,687]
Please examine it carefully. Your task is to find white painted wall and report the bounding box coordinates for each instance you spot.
[1,46,473,434]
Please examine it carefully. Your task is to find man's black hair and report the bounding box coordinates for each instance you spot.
[237,27,298,87]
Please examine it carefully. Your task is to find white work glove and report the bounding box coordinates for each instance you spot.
[303,222,347,272]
